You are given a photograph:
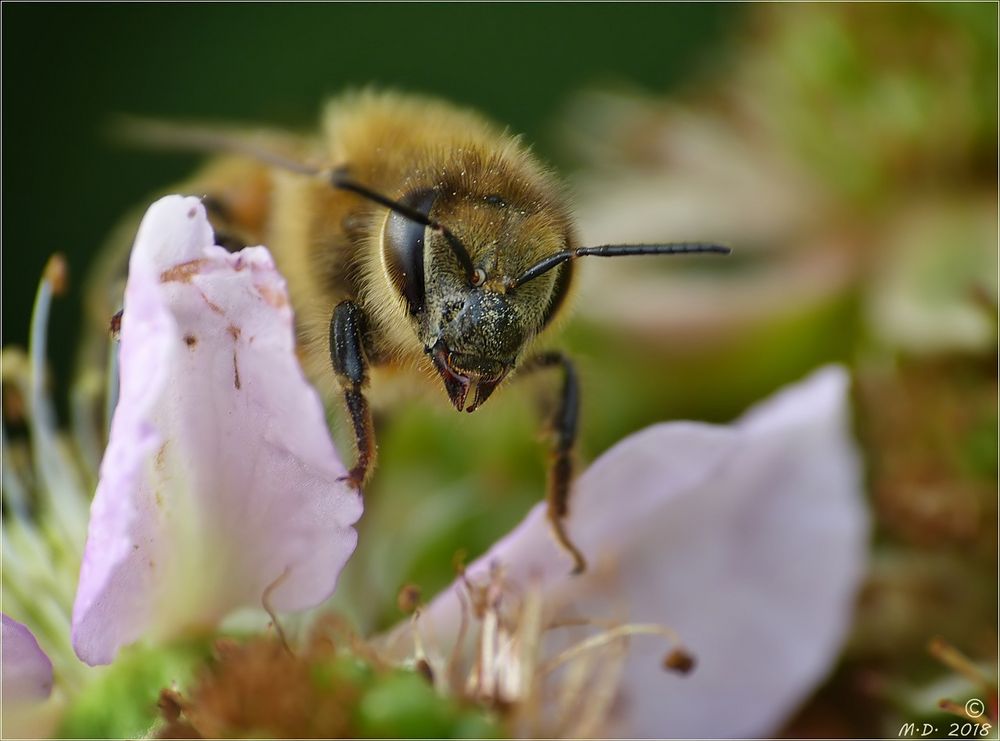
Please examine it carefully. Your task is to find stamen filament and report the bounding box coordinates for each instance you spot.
[938,699,985,723]
[476,604,499,698]
[1,553,87,690]
[69,368,106,480]
[540,623,684,676]
[514,588,543,717]
[103,315,121,441]
[261,567,292,654]
[27,257,88,551]
[929,637,993,688]
[1,421,32,520]
[567,636,629,738]
[448,586,470,692]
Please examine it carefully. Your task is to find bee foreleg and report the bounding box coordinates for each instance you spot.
[519,350,587,575]
[329,300,376,492]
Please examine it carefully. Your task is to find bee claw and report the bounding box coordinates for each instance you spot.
[336,468,366,493]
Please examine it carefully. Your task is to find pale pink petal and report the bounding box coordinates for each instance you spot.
[72,196,363,666]
[2,614,53,702]
[413,366,868,738]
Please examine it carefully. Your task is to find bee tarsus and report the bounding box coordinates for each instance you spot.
[329,300,375,492]
[519,350,587,575]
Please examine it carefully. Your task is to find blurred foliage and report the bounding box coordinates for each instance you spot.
[737,4,996,208]
[58,640,210,739]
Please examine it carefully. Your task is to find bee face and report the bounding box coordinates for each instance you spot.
[380,186,571,411]
[424,285,520,413]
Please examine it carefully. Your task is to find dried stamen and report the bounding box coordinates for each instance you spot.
[397,584,423,615]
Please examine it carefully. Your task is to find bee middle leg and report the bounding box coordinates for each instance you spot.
[518,350,587,575]
[329,300,376,491]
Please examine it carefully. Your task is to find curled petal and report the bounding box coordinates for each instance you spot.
[408,366,868,738]
[72,196,363,666]
[2,614,53,702]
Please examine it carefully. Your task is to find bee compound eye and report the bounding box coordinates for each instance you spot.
[382,189,438,315]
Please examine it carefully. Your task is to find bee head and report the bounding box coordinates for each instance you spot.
[378,186,572,412]
[424,287,521,413]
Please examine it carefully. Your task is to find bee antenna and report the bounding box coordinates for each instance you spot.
[507,242,732,289]
[328,170,478,284]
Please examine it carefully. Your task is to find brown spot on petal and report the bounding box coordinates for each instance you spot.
[227,324,241,341]
[258,285,289,309]
[186,287,225,316]
[233,352,241,390]
[155,442,169,470]
[161,259,208,284]
[184,334,198,348]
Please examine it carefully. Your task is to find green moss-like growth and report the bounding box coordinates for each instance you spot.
[57,640,211,739]
[142,630,504,739]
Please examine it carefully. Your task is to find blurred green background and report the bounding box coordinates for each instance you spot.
[3,5,997,738]
[1,2,736,379]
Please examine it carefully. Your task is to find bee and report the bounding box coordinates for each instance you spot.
[101,90,729,574]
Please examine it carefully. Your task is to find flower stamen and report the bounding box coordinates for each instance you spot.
[261,567,293,654]
[27,255,89,553]
[539,622,690,677]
